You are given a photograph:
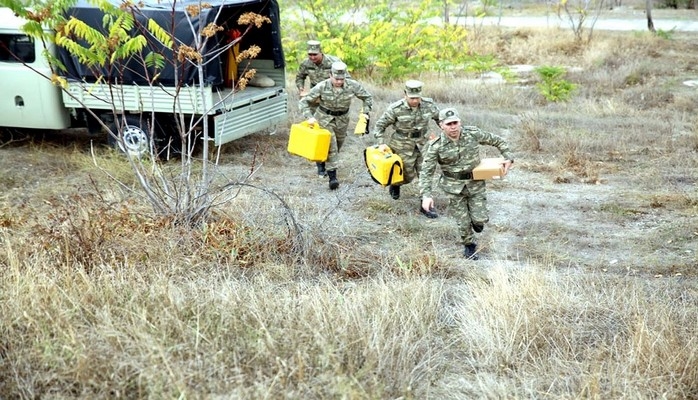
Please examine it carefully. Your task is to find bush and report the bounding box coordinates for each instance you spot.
[535,65,578,102]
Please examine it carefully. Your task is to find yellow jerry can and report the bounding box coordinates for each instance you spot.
[364,145,404,186]
[287,121,331,162]
[354,112,369,135]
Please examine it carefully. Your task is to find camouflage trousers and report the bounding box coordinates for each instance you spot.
[387,138,424,185]
[314,112,349,171]
[445,180,488,245]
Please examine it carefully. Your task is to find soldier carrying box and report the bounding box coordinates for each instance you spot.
[419,108,514,260]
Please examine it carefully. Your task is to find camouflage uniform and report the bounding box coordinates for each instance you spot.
[374,93,440,186]
[295,54,342,92]
[419,118,513,247]
[299,71,373,173]
[295,41,344,115]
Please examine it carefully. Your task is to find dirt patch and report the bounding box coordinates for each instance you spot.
[211,113,696,278]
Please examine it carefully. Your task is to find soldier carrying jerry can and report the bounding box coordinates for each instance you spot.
[296,41,350,178]
[373,80,440,200]
[299,61,373,190]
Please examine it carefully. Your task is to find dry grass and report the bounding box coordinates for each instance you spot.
[2,23,698,398]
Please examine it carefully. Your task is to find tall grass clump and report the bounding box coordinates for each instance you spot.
[0,258,453,398]
[439,265,698,398]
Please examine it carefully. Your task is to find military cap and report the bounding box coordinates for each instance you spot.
[405,80,423,98]
[331,61,348,79]
[439,108,461,124]
[307,40,321,55]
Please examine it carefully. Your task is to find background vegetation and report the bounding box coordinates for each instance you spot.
[1,0,698,398]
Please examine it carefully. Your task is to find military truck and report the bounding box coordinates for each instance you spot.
[0,0,288,156]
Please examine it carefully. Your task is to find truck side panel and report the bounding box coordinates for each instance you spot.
[214,91,287,144]
[62,83,210,115]
[214,59,288,145]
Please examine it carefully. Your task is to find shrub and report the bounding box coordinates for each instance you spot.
[535,65,578,102]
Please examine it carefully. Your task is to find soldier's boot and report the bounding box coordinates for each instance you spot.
[464,243,479,260]
[316,162,327,177]
[472,223,484,233]
[328,170,339,190]
[388,185,400,200]
[419,202,438,219]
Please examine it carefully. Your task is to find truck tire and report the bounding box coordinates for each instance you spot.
[108,115,151,158]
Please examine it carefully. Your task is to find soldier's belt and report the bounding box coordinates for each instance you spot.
[442,170,473,180]
[394,130,423,139]
[319,106,349,116]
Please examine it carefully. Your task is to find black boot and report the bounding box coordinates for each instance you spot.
[464,243,479,260]
[328,170,339,190]
[388,185,400,200]
[316,162,327,177]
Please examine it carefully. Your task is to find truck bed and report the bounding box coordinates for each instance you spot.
[60,59,288,145]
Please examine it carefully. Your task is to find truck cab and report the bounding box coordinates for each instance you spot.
[0,8,71,130]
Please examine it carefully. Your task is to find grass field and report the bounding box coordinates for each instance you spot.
[1,18,697,399]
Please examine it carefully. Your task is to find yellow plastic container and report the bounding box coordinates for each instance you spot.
[364,145,404,186]
[354,113,368,135]
[287,121,331,162]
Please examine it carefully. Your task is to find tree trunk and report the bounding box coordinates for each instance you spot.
[646,0,656,32]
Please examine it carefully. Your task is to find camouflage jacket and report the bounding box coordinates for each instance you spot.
[299,78,373,120]
[373,98,440,145]
[295,54,342,90]
[419,127,514,197]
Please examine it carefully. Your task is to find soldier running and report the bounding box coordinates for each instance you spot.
[419,108,514,260]
[296,40,348,177]
[299,61,373,190]
[373,80,440,200]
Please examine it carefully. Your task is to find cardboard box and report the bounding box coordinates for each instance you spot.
[364,145,404,186]
[287,121,331,162]
[472,158,507,180]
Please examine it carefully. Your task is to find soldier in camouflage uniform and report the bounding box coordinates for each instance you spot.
[299,61,373,190]
[295,40,346,177]
[373,80,440,200]
[419,108,514,260]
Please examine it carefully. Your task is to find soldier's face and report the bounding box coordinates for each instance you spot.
[331,76,345,87]
[441,120,461,139]
[308,53,322,63]
[406,96,421,107]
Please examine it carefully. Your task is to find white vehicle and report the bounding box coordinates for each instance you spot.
[0,0,288,156]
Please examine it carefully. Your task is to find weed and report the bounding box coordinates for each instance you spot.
[535,65,578,102]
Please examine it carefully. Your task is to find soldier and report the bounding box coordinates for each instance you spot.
[295,40,345,177]
[299,61,373,190]
[419,108,514,260]
[373,80,440,200]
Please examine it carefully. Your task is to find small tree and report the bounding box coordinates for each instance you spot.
[535,65,578,102]
[557,0,606,43]
[2,0,275,227]
[646,0,656,32]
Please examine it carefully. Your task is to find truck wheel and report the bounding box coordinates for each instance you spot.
[108,115,151,158]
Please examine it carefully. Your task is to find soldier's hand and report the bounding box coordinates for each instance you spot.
[378,144,388,152]
[307,117,317,125]
[502,159,514,174]
[299,89,308,97]
[421,197,434,212]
